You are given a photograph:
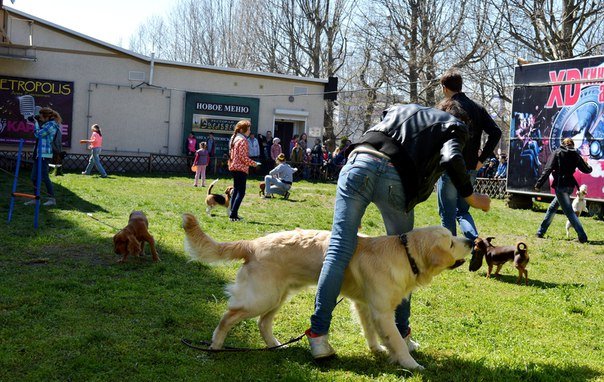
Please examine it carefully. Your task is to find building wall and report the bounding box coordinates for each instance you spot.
[0,9,326,155]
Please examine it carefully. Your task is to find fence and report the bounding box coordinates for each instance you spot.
[474,177,507,199]
[0,149,509,198]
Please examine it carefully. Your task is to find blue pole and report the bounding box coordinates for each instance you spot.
[7,139,25,224]
[34,137,42,229]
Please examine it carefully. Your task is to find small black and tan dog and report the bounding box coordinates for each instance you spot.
[469,237,529,285]
[205,179,233,216]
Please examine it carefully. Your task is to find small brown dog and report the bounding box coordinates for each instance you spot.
[470,237,529,285]
[205,179,233,216]
[113,211,159,263]
[259,181,266,197]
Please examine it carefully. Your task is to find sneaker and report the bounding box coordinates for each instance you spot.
[230,216,243,222]
[536,233,544,238]
[81,172,88,175]
[283,191,290,200]
[100,175,108,178]
[579,237,588,244]
[24,199,37,206]
[305,329,335,359]
[404,333,420,352]
[43,198,56,206]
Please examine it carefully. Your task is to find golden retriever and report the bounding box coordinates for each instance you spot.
[113,211,159,263]
[205,179,234,216]
[182,213,472,370]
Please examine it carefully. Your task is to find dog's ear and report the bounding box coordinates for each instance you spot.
[485,237,495,245]
[127,234,141,255]
[113,231,126,253]
[428,245,457,270]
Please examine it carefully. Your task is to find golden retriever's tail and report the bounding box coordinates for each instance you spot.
[207,179,219,196]
[182,213,252,263]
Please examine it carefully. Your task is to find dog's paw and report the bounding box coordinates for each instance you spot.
[391,355,424,371]
[370,344,388,354]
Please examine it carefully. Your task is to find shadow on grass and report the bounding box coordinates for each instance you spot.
[477,273,586,289]
[298,351,601,382]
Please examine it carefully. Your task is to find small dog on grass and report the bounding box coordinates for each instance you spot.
[566,184,588,237]
[113,211,159,263]
[259,181,266,197]
[205,179,233,216]
[469,237,529,285]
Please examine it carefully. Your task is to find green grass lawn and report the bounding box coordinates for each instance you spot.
[1,172,603,382]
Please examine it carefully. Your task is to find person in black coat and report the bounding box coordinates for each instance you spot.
[535,138,593,242]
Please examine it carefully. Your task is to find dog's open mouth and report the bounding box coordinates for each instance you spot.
[449,259,465,269]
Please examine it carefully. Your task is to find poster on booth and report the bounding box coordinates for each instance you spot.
[0,75,73,148]
[508,56,604,200]
[183,92,259,159]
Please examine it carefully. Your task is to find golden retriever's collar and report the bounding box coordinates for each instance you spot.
[399,234,419,275]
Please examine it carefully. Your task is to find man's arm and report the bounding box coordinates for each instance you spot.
[534,152,556,189]
[477,106,502,166]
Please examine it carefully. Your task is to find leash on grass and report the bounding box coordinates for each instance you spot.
[182,298,344,353]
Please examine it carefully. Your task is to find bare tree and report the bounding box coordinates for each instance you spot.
[499,0,604,60]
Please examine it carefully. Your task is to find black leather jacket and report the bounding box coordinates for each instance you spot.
[347,104,473,211]
[535,146,592,190]
[452,93,502,169]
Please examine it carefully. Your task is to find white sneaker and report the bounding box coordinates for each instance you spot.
[24,199,37,206]
[43,198,56,206]
[404,334,420,352]
[306,329,335,359]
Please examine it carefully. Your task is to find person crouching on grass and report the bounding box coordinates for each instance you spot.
[264,153,297,199]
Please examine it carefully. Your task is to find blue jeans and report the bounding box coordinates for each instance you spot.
[538,186,588,242]
[230,171,247,219]
[311,152,414,336]
[437,170,479,241]
[31,157,54,197]
[84,147,107,176]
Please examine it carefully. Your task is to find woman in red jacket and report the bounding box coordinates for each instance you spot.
[228,120,258,221]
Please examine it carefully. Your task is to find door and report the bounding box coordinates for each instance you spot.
[274,121,294,159]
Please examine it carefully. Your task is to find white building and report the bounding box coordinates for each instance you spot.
[0,5,327,158]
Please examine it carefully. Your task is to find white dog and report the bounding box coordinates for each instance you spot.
[566,184,589,237]
[182,213,473,370]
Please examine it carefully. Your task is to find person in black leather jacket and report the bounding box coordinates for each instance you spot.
[535,138,592,242]
[307,101,491,367]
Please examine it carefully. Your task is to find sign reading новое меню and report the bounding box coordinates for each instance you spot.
[196,102,251,115]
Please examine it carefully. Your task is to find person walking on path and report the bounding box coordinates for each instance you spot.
[80,124,108,178]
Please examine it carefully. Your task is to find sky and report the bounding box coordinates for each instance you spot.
[7,0,173,48]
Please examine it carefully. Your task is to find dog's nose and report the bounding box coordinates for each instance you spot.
[449,259,465,269]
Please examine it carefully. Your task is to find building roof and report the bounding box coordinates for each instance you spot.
[3,6,328,85]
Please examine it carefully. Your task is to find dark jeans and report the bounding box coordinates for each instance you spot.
[31,157,54,197]
[230,171,247,219]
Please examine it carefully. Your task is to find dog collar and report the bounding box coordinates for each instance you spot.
[399,234,419,275]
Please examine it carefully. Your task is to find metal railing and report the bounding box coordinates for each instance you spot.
[0,149,509,196]
[474,177,507,199]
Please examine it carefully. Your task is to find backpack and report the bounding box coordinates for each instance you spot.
[51,125,62,153]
